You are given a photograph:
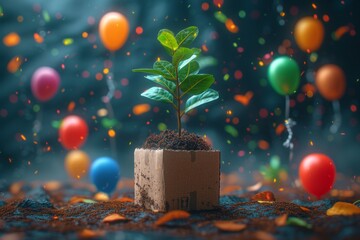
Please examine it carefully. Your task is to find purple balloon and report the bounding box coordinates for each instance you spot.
[31,67,60,101]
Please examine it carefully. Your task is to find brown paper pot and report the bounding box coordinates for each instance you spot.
[134,148,220,212]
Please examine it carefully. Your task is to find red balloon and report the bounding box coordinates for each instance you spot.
[299,153,336,199]
[59,115,88,150]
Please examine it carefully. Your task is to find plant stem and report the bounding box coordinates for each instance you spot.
[175,67,182,137]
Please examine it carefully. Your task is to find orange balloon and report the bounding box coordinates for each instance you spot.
[99,12,129,51]
[294,17,324,52]
[65,150,91,180]
[315,64,346,101]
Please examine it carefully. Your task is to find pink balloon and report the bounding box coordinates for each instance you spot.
[31,67,60,101]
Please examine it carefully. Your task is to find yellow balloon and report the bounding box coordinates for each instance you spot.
[294,17,324,52]
[99,12,130,51]
[65,150,90,180]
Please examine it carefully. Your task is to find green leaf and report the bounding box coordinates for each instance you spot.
[141,87,173,104]
[144,75,176,94]
[173,47,194,67]
[175,26,199,48]
[185,89,219,113]
[286,217,312,229]
[180,74,215,95]
[153,60,176,80]
[178,61,200,82]
[178,54,198,70]
[157,29,178,53]
[132,68,164,75]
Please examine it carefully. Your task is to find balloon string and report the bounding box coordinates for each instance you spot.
[330,100,341,134]
[283,95,296,162]
[104,52,117,158]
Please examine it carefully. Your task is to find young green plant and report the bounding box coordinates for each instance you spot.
[133,26,219,137]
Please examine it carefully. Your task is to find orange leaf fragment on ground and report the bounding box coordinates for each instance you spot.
[78,229,105,238]
[116,196,134,202]
[251,191,276,202]
[102,213,128,223]
[154,210,190,226]
[275,214,288,227]
[326,202,360,216]
[214,221,246,232]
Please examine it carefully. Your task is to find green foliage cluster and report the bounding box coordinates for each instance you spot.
[133,26,219,136]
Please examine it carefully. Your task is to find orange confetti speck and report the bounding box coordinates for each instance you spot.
[323,14,330,22]
[103,68,109,74]
[275,214,288,226]
[201,2,209,11]
[133,104,151,115]
[234,91,253,106]
[20,134,26,141]
[280,12,285,17]
[258,140,269,150]
[155,210,190,226]
[33,33,44,43]
[225,19,239,33]
[3,32,21,47]
[312,3,317,9]
[95,73,103,81]
[201,44,208,52]
[82,32,88,38]
[251,191,276,201]
[7,56,23,73]
[67,101,76,112]
[135,26,143,35]
[53,215,59,220]
[94,192,109,201]
[78,229,105,238]
[275,124,285,135]
[108,129,116,138]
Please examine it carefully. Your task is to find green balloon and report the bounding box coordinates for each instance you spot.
[268,56,300,95]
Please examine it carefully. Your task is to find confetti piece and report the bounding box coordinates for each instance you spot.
[42,10,51,22]
[286,217,312,229]
[326,202,360,216]
[224,125,238,137]
[214,11,227,23]
[275,214,288,227]
[258,140,269,150]
[154,210,190,226]
[63,38,74,46]
[116,197,134,202]
[108,129,116,138]
[33,33,44,43]
[69,196,97,204]
[78,229,105,238]
[67,101,76,112]
[234,91,253,106]
[225,19,239,33]
[300,206,311,212]
[213,0,224,8]
[102,213,129,223]
[20,134,26,141]
[251,191,276,202]
[135,26,143,35]
[275,124,285,135]
[7,56,23,73]
[213,221,246,232]
[94,192,109,201]
[3,32,21,47]
[133,104,151,115]
[43,181,62,191]
[246,182,263,192]
[332,26,350,40]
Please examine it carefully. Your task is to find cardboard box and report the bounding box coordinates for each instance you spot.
[134,148,220,212]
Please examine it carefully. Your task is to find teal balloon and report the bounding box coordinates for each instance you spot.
[268,57,300,95]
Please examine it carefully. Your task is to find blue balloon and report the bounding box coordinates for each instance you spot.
[89,157,120,194]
